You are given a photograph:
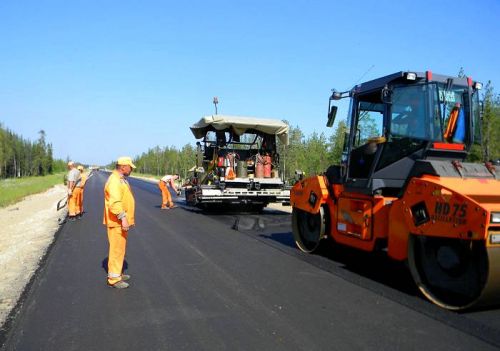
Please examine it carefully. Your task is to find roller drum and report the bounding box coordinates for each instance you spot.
[292,207,326,253]
[408,235,500,310]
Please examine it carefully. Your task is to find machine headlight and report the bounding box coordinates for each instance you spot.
[491,212,500,224]
[406,72,417,80]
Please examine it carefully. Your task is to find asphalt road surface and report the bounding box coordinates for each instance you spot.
[2,171,500,350]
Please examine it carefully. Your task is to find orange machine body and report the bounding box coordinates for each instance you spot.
[291,174,500,260]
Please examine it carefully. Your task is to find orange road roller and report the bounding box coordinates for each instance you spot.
[291,71,500,310]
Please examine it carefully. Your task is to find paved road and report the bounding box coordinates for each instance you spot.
[2,171,500,350]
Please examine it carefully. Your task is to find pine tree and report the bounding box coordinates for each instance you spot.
[328,120,347,165]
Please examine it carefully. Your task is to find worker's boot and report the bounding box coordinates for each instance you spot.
[107,280,129,289]
[121,274,131,281]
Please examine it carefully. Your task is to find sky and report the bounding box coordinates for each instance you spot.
[0,0,499,165]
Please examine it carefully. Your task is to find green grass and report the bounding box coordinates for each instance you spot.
[0,173,65,208]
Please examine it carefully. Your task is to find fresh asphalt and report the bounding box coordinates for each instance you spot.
[2,171,500,350]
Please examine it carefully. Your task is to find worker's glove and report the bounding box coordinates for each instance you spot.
[68,190,72,196]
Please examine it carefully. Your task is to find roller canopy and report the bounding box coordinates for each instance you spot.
[190,115,289,145]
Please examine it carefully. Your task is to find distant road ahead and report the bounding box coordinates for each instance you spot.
[2,171,500,350]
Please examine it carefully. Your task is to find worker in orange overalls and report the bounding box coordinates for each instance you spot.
[158,174,179,209]
[74,165,88,218]
[66,161,81,221]
[103,157,136,289]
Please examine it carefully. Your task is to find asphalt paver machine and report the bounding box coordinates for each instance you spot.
[185,115,290,211]
[291,71,500,310]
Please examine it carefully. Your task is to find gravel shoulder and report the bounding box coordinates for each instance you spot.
[0,184,67,327]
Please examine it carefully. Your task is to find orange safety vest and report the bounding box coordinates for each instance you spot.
[103,170,135,227]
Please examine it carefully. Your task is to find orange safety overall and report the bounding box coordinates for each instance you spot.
[103,170,135,285]
[74,174,87,214]
[158,180,173,209]
[68,179,82,217]
[72,187,82,215]
[67,168,81,217]
[68,192,78,216]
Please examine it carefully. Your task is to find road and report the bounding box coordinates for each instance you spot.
[2,171,500,350]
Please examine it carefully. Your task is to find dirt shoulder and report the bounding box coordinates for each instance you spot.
[0,184,67,328]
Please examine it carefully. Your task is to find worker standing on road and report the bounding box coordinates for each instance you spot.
[74,165,87,218]
[66,161,81,221]
[103,157,136,289]
[159,174,179,209]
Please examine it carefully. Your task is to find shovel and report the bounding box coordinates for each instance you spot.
[56,196,68,211]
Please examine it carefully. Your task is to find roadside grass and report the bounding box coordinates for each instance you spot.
[0,173,65,208]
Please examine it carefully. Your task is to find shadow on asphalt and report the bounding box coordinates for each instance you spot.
[319,243,418,296]
[255,226,418,297]
[258,232,295,248]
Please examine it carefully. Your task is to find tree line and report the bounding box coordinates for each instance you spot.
[132,84,500,183]
[468,81,500,162]
[132,144,197,179]
[0,125,66,178]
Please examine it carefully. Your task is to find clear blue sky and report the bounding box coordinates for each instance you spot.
[1,0,498,165]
